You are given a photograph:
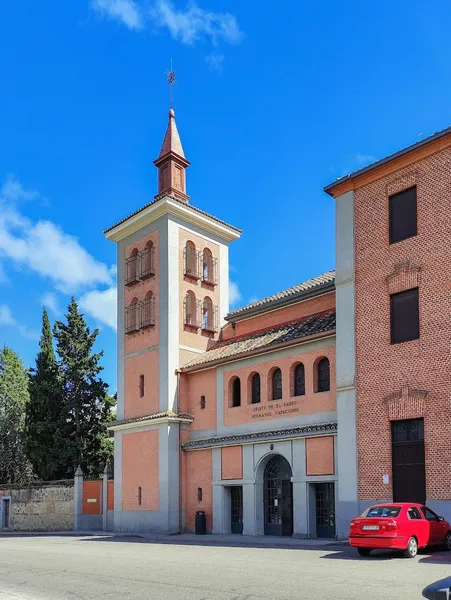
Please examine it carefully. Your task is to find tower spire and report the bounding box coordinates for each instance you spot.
[154,62,190,203]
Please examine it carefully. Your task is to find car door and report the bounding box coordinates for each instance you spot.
[421,506,442,545]
[407,506,429,547]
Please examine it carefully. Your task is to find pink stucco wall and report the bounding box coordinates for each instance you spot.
[221,446,243,480]
[223,345,335,426]
[183,448,212,532]
[181,369,217,431]
[305,436,335,475]
[124,349,160,419]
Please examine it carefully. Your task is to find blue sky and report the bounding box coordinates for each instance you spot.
[0,0,450,392]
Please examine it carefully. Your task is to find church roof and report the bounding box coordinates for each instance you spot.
[157,108,186,159]
[181,309,336,371]
[226,270,335,322]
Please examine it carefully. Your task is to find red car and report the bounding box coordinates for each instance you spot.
[349,503,451,558]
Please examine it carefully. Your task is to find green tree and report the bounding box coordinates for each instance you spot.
[53,298,114,477]
[0,346,33,483]
[25,308,67,480]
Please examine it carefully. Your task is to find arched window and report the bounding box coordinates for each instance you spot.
[185,241,198,278]
[125,297,139,333]
[184,291,197,326]
[317,358,330,392]
[202,297,213,330]
[272,368,282,400]
[126,248,139,285]
[231,377,241,407]
[141,291,155,328]
[203,248,213,283]
[141,241,155,278]
[293,363,305,396]
[251,373,260,404]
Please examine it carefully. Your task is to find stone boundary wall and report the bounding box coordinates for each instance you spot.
[0,480,74,531]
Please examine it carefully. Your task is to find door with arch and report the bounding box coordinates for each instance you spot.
[263,455,293,536]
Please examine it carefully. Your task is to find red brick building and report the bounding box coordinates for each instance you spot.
[325,127,451,531]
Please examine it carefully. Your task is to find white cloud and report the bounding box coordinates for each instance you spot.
[0,180,113,294]
[79,287,117,331]
[151,1,243,45]
[229,280,242,307]
[91,0,144,30]
[1,175,38,202]
[0,304,39,341]
[205,52,224,71]
[41,292,61,315]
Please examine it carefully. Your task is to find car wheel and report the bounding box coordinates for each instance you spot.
[357,548,371,557]
[444,532,451,551]
[404,536,418,558]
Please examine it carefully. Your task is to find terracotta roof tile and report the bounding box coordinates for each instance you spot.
[182,310,336,370]
[226,270,335,321]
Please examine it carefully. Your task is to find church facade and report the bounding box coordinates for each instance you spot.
[105,111,451,539]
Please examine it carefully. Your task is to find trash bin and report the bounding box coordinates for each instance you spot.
[422,576,451,599]
[195,511,206,535]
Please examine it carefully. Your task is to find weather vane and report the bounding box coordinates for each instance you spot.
[166,59,176,109]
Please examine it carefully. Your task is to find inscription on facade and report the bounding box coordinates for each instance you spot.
[251,401,300,419]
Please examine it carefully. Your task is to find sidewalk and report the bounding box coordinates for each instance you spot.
[0,529,348,548]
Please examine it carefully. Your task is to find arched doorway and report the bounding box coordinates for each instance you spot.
[263,455,293,536]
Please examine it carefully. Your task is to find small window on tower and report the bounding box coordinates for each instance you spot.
[197,487,203,502]
[139,374,144,398]
[138,486,142,506]
[200,395,206,410]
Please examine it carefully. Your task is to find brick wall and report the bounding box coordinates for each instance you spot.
[0,481,74,531]
[122,430,159,511]
[221,446,243,480]
[183,449,212,532]
[305,436,334,476]
[354,146,451,500]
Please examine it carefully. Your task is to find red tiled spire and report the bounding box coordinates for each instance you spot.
[154,109,190,203]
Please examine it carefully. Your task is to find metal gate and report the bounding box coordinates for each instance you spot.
[392,419,426,504]
[264,455,293,536]
[315,483,335,538]
[230,486,243,534]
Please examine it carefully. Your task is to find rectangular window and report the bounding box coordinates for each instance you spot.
[390,288,419,344]
[408,507,422,520]
[200,395,206,410]
[138,486,142,506]
[389,186,417,244]
[139,374,144,398]
[197,487,203,502]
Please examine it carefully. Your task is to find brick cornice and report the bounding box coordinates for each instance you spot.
[383,385,428,421]
[386,260,421,295]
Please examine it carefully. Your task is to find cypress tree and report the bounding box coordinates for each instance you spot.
[0,346,32,483]
[53,298,114,477]
[25,308,67,480]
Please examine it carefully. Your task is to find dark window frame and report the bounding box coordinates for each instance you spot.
[251,373,261,404]
[389,186,417,245]
[317,358,330,392]
[139,374,144,398]
[232,377,241,407]
[200,395,206,410]
[294,363,305,396]
[272,368,282,401]
[390,288,420,344]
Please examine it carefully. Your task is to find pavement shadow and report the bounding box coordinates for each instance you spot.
[419,548,451,565]
[82,535,344,552]
[320,548,406,561]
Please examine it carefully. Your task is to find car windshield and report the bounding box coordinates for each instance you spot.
[362,506,401,518]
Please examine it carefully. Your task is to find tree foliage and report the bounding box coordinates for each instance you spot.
[53,298,114,477]
[0,346,32,483]
[25,308,67,480]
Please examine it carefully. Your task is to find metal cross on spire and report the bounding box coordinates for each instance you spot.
[166,59,176,109]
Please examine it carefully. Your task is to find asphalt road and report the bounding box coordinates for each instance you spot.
[0,535,450,600]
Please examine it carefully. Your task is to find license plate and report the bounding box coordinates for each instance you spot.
[362,525,379,531]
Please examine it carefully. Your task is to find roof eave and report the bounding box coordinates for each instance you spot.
[104,195,241,243]
[324,126,451,197]
[225,281,335,323]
